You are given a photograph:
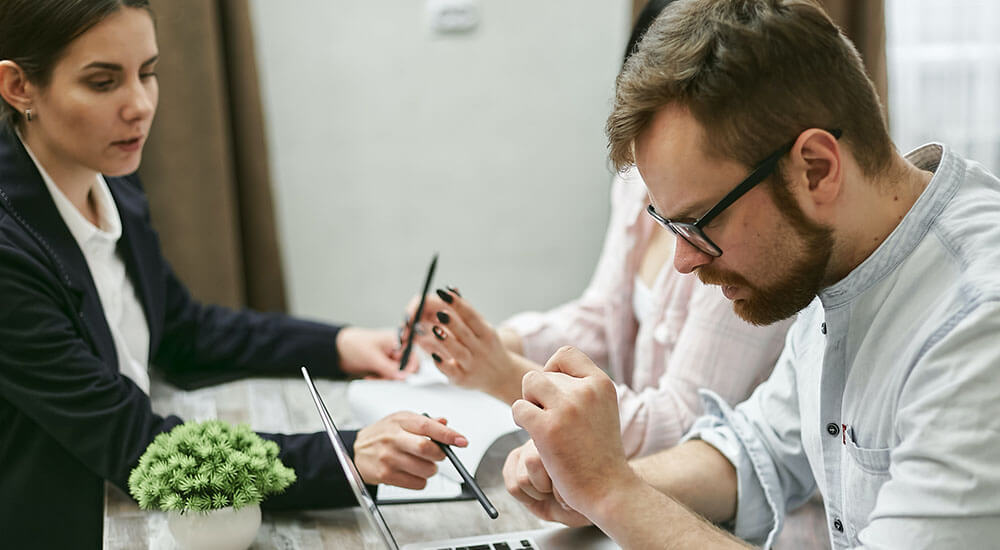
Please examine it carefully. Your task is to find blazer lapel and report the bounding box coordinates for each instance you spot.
[0,125,119,368]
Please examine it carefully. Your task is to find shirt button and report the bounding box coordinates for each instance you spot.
[826,423,840,436]
[834,518,844,532]
[820,322,827,334]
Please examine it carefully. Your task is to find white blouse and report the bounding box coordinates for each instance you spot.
[19,135,151,394]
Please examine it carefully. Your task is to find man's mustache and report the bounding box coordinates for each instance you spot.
[697,266,752,289]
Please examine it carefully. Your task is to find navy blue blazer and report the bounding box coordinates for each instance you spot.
[0,125,362,548]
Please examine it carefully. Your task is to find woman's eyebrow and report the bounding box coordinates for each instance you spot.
[81,55,158,72]
[82,61,123,71]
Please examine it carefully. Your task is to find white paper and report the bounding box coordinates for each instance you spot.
[347,352,518,501]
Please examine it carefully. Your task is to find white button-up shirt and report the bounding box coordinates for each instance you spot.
[685,144,1000,549]
[20,136,151,394]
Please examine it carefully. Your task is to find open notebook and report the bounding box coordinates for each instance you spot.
[347,353,520,503]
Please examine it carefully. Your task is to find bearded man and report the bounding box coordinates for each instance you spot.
[501,1,1000,548]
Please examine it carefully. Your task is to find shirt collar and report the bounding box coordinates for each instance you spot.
[16,129,122,246]
[819,143,959,308]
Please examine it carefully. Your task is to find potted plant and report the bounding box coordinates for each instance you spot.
[128,420,297,550]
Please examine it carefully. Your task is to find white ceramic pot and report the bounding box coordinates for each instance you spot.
[167,504,261,550]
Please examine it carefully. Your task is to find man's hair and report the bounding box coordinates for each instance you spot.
[607,0,892,177]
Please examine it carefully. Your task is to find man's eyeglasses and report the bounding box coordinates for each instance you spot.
[646,128,842,257]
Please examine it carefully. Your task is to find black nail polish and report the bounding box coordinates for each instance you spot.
[447,286,462,297]
[432,325,447,341]
[435,288,454,304]
[436,311,450,324]
[431,352,442,363]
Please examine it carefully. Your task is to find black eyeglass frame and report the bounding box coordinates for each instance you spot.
[646,128,843,257]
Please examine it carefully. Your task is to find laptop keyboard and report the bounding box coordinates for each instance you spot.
[435,537,538,550]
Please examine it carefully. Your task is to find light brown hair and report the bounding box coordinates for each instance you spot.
[607,0,892,177]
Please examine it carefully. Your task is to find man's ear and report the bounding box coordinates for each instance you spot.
[0,60,36,114]
[787,128,843,208]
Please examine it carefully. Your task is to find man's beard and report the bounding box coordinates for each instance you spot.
[698,178,834,326]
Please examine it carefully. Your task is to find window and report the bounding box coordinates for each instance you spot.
[887,0,1000,173]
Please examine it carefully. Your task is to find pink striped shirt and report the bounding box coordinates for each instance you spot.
[503,168,793,458]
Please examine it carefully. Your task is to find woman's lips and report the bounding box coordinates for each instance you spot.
[112,136,143,152]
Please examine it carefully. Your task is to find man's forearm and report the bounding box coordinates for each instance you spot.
[588,465,751,549]
[630,439,739,524]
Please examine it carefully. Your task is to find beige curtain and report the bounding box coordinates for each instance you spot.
[632,0,650,25]
[139,0,287,311]
[819,0,889,119]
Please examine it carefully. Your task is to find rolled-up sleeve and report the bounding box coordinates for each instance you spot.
[682,330,817,548]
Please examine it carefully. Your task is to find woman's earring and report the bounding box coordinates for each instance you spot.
[24,109,33,122]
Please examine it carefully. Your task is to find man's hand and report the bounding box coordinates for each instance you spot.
[502,440,592,526]
[354,412,467,489]
[511,346,633,517]
[336,326,418,380]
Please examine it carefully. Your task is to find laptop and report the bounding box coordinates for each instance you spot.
[301,367,620,550]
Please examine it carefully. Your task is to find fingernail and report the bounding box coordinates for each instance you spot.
[455,436,468,447]
[435,288,454,304]
[447,285,461,297]
[436,311,450,324]
[432,353,442,363]
[432,325,447,341]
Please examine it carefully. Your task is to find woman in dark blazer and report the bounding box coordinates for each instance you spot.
[0,1,465,547]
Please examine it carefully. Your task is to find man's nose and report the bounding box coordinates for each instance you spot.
[672,236,714,274]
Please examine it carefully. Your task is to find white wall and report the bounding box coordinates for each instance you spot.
[249,1,631,328]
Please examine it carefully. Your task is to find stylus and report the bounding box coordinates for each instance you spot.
[422,413,498,519]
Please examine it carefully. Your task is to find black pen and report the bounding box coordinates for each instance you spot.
[399,254,438,370]
[422,413,498,519]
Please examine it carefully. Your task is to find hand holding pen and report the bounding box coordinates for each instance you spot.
[398,254,438,370]
[422,413,499,519]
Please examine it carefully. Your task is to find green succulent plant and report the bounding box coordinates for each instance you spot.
[128,420,296,513]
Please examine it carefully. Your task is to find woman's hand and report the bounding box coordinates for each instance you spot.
[336,326,418,380]
[403,288,536,404]
[354,412,467,488]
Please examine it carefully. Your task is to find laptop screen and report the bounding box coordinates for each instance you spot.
[301,367,400,550]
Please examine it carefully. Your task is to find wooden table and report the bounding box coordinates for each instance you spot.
[103,373,554,549]
[103,373,831,549]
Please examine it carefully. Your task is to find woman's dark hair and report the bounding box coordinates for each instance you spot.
[0,0,152,126]
[623,0,676,67]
